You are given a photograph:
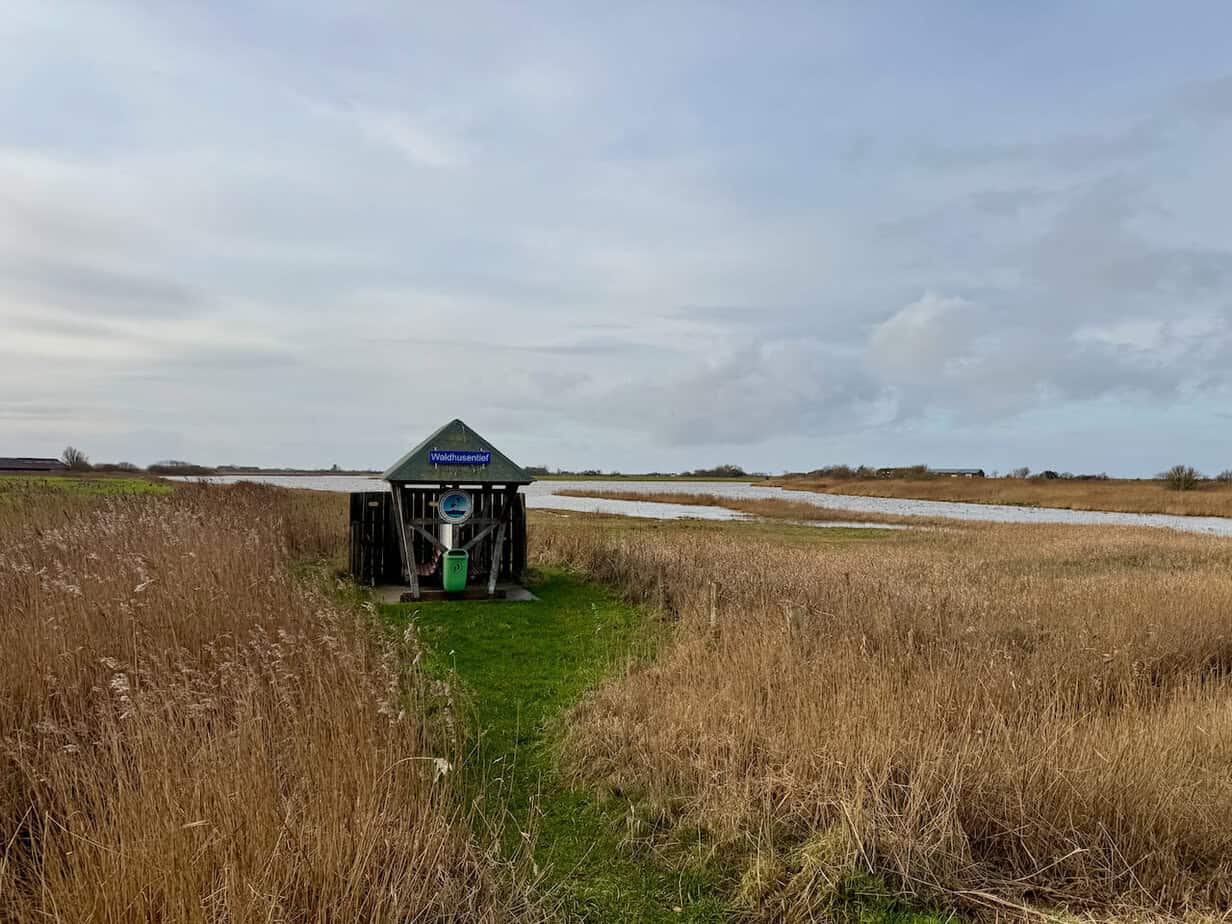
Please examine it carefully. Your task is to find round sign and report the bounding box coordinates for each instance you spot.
[437,490,473,525]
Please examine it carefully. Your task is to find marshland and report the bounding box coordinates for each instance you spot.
[5,475,1232,922]
[7,3,1232,920]
[768,472,1232,520]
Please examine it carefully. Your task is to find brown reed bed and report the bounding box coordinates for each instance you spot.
[532,515,1232,920]
[553,489,928,527]
[769,476,1232,518]
[0,482,543,923]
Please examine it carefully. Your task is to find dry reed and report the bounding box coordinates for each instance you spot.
[769,476,1232,518]
[553,489,928,526]
[0,482,541,923]
[533,516,1232,920]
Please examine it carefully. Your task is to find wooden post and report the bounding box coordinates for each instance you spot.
[487,488,513,596]
[488,519,507,596]
[708,581,718,632]
[390,486,419,601]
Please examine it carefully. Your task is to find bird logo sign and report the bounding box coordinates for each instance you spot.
[437,490,473,525]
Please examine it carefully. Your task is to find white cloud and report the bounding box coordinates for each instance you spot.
[868,292,982,382]
[349,109,467,168]
[2,5,1232,473]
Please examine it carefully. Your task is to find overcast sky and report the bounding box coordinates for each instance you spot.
[3,3,1232,475]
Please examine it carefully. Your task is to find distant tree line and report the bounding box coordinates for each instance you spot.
[57,448,218,475]
[52,448,384,477]
[1159,464,1232,491]
[787,461,1232,491]
[1006,467,1110,481]
[48,448,1232,490]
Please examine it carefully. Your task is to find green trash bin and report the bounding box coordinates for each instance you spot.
[442,549,469,592]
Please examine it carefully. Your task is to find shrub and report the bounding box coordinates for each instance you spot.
[92,461,141,473]
[1216,469,1232,483]
[805,465,856,480]
[61,445,91,471]
[146,460,216,476]
[1161,464,1203,491]
[686,464,748,478]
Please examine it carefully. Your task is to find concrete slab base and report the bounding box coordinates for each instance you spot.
[370,583,538,604]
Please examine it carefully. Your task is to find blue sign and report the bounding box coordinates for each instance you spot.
[438,489,473,524]
[429,450,491,466]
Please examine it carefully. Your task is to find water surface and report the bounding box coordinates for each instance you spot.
[173,475,1232,536]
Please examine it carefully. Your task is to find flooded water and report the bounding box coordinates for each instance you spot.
[173,474,746,522]
[172,475,1232,536]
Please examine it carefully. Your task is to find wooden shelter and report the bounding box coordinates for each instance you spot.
[348,419,533,599]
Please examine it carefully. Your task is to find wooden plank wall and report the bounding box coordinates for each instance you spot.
[348,491,395,585]
[349,488,528,586]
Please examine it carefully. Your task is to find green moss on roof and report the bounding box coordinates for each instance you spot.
[382,419,534,484]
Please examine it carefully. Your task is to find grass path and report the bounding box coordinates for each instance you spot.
[380,568,951,923]
[382,570,727,921]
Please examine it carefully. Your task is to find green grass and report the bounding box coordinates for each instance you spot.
[382,571,727,922]
[0,474,172,496]
[380,564,952,923]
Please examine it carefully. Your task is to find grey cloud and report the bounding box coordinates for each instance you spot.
[862,288,1232,427]
[914,72,1232,178]
[3,6,1231,473]
[966,186,1051,216]
[119,345,298,378]
[914,119,1161,173]
[6,314,131,341]
[0,401,83,421]
[382,333,682,359]
[595,341,887,447]
[875,186,1051,244]
[523,338,677,358]
[1028,178,1232,302]
[1,256,206,318]
[526,368,590,395]
[1174,74,1232,119]
[668,304,860,342]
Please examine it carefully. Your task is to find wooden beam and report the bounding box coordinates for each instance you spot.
[463,489,514,553]
[487,488,515,596]
[406,517,499,529]
[408,522,449,553]
[390,487,419,600]
[460,496,509,552]
[487,519,507,596]
[461,521,498,552]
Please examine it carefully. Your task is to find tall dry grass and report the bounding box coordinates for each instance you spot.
[769,476,1232,518]
[0,483,540,923]
[533,517,1232,920]
[553,489,927,526]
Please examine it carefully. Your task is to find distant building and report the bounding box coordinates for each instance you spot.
[0,457,68,473]
[877,466,985,479]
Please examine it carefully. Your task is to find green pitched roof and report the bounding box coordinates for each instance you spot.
[382,419,534,484]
